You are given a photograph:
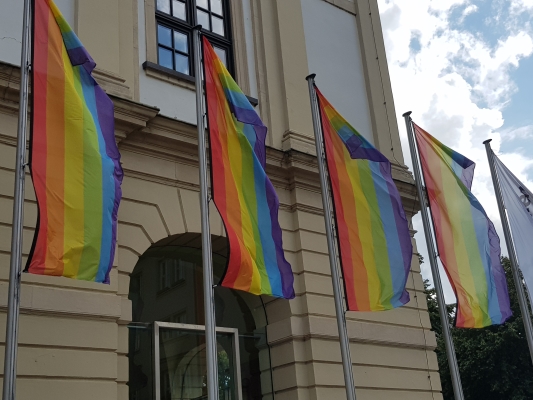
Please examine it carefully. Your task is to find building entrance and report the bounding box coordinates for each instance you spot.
[127,233,273,400]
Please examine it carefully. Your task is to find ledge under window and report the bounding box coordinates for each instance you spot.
[142,61,258,106]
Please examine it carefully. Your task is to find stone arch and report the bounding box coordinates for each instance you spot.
[116,183,227,276]
[125,232,283,399]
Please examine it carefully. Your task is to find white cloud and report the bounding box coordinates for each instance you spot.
[498,152,533,184]
[458,4,478,23]
[511,0,533,14]
[378,0,533,301]
[500,124,533,140]
[463,4,478,15]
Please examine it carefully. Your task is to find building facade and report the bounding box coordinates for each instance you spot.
[0,0,443,399]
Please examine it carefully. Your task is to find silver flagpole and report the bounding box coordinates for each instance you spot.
[193,27,219,400]
[483,139,533,364]
[403,112,464,400]
[306,74,357,400]
[3,0,32,398]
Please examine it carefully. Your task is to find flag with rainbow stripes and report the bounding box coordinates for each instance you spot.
[203,37,294,299]
[316,87,412,311]
[27,0,122,283]
[414,123,511,328]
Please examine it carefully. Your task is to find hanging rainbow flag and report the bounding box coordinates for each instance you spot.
[413,123,511,328]
[203,37,294,299]
[27,0,122,283]
[316,87,412,311]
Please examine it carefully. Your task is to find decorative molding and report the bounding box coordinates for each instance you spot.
[144,0,158,64]
[229,0,251,94]
[112,95,159,142]
[280,203,324,217]
[249,0,273,140]
[132,0,141,102]
[267,316,436,350]
[93,67,132,99]
[0,133,18,148]
[0,63,21,108]
[281,130,317,156]
[142,61,196,90]
[0,59,420,226]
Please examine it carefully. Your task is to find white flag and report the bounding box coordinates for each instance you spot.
[494,154,533,295]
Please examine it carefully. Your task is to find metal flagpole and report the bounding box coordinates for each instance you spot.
[483,139,533,364]
[306,74,357,400]
[403,112,465,400]
[193,26,219,400]
[3,0,32,398]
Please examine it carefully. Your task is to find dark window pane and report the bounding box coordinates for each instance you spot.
[158,47,173,69]
[156,0,170,13]
[173,31,188,53]
[197,0,208,9]
[214,46,227,66]
[175,54,189,75]
[172,0,186,20]
[197,9,210,30]
[212,16,224,36]
[211,0,223,16]
[157,25,172,47]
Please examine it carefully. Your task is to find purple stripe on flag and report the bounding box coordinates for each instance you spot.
[488,219,512,321]
[380,162,413,280]
[265,178,294,299]
[232,105,267,133]
[345,135,389,162]
[67,46,96,71]
[95,85,122,283]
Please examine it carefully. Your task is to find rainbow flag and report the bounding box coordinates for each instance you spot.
[203,37,294,299]
[414,123,511,327]
[27,0,122,283]
[316,87,412,311]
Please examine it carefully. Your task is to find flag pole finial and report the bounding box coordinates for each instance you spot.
[306,73,317,81]
[402,111,412,117]
[483,139,492,144]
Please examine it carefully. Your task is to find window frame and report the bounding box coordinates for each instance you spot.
[154,0,235,78]
[153,322,243,400]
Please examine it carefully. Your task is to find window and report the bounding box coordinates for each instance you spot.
[158,258,189,291]
[155,0,233,77]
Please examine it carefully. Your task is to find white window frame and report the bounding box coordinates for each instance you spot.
[153,321,243,400]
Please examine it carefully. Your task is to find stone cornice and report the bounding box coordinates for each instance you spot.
[0,62,21,112]
[111,95,159,142]
[0,60,420,215]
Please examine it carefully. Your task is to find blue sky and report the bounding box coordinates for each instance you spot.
[378,0,533,301]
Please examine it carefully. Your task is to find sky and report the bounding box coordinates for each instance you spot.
[377,0,533,301]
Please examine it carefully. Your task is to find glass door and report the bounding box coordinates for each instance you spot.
[154,322,243,400]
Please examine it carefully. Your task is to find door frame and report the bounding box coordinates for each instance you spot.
[154,322,243,400]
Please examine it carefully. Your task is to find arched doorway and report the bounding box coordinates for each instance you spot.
[128,233,274,400]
